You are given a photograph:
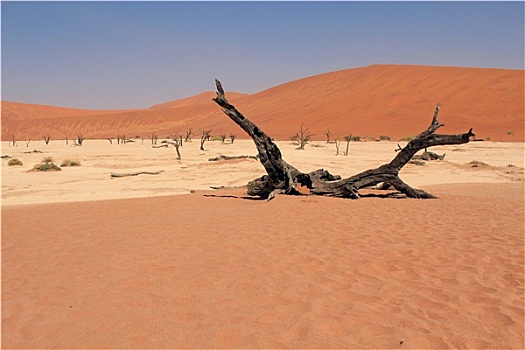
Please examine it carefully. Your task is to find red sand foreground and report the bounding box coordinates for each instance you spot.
[2,183,524,348]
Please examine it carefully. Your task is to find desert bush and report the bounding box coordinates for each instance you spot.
[399,136,415,142]
[61,159,81,167]
[379,135,391,141]
[507,131,515,136]
[33,157,61,171]
[8,158,23,166]
[350,135,361,142]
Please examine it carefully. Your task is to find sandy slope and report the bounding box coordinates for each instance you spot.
[2,65,523,142]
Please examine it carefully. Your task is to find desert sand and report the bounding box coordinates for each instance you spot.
[2,65,524,142]
[1,138,524,348]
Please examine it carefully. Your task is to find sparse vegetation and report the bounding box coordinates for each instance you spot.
[350,135,361,142]
[486,136,491,141]
[379,135,391,141]
[230,133,236,144]
[7,158,23,166]
[399,135,415,142]
[507,131,515,136]
[60,159,81,167]
[220,132,227,144]
[11,135,18,147]
[33,157,61,171]
[43,135,51,145]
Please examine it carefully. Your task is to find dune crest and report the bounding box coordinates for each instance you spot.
[2,65,523,141]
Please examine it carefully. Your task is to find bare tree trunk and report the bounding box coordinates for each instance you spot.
[200,130,211,151]
[212,80,474,200]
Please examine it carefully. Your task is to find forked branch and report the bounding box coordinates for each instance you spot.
[212,79,474,199]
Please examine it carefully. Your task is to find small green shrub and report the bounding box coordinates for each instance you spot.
[350,135,361,141]
[379,135,391,141]
[7,158,23,166]
[33,157,61,172]
[507,131,515,136]
[399,136,415,142]
[61,159,81,167]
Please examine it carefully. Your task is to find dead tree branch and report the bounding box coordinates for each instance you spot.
[212,81,474,199]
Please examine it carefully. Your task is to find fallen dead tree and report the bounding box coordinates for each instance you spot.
[212,79,475,200]
[208,155,259,162]
[110,170,164,178]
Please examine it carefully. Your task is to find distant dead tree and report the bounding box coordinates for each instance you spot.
[43,135,51,145]
[25,140,31,147]
[11,135,17,147]
[200,129,211,151]
[64,132,69,145]
[212,79,475,200]
[107,138,113,145]
[325,129,332,143]
[343,135,352,156]
[297,123,313,150]
[76,134,84,146]
[150,133,158,145]
[334,137,341,155]
[184,129,192,142]
[230,133,237,144]
[220,132,227,144]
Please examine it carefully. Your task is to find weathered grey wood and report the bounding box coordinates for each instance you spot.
[212,80,474,199]
[208,155,259,162]
[110,170,164,178]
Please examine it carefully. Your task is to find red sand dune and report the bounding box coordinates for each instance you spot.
[2,65,523,141]
[149,91,249,110]
[2,183,524,348]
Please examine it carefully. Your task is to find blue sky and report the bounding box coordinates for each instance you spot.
[2,1,524,109]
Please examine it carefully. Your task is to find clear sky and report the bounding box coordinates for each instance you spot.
[2,1,524,110]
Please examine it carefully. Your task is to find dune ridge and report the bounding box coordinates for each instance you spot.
[2,65,523,142]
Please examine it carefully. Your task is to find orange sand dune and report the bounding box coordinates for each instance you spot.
[2,65,523,141]
[1,101,142,121]
[2,183,523,348]
[149,91,249,110]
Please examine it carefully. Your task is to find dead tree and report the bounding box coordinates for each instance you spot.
[43,135,51,145]
[297,123,313,150]
[25,140,31,147]
[76,134,84,146]
[11,135,17,147]
[220,132,227,144]
[200,129,211,151]
[151,133,158,145]
[230,133,237,144]
[343,135,352,156]
[326,129,332,143]
[184,129,192,142]
[334,138,341,155]
[212,79,474,200]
